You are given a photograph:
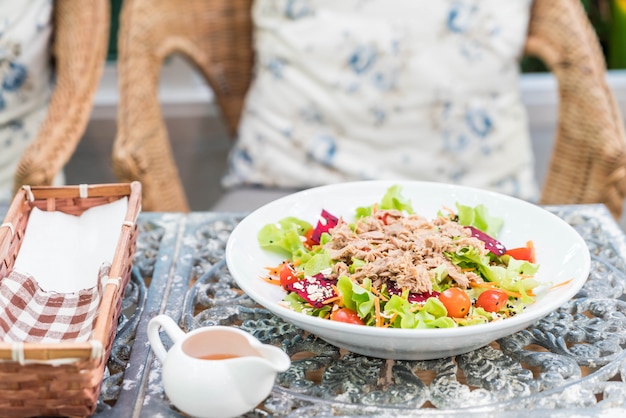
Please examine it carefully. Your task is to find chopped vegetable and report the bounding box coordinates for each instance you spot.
[438,287,472,318]
[310,209,338,244]
[505,241,535,263]
[330,307,365,325]
[466,226,506,256]
[475,289,509,313]
[456,202,504,238]
[258,185,541,329]
[284,274,337,308]
[279,263,299,289]
[387,281,440,303]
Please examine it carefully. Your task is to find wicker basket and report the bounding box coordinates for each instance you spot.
[0,182,142,417]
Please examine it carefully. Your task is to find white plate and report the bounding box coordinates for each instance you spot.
[225,181,590,360]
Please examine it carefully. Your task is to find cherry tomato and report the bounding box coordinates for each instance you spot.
[279,263,299,289]
[476,289,509,313]
[330,308,365,325]
[438,287,471,318]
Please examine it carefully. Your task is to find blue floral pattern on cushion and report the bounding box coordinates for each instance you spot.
[223,0,539,202]
[2,62,27,92]
[0,1,53,202]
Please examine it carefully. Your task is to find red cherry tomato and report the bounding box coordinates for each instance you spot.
[438,287,471,318]
[279,263,299,289]
[476,289,509,313]
[330,308,365,325]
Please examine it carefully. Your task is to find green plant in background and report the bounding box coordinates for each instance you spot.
[581,0,612,59]
[107,0,123,62]
[609,0,626,68]
[522,0,625,72]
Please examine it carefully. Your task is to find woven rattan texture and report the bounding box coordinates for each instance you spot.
[0,182,141,417]
[113,0,252,213]
[112,0,626,218]
[12,0,111,196]
[524,0,626,219]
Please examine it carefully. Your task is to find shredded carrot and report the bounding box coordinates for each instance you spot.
[331,284,344,306]
[469,281,527,299]
[461,267,475,272]
[323,296,342,305]
[551,278,573,290]
[264,262,286,278]
[383,313,398,328]
[442,205,456,218]
[374,297,382,327]
[261,276,281,286]
[469,281,488,288]
[370,286,389,302]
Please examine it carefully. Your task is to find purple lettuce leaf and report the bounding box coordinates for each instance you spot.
[466,226,506,256]
[311,209,339,244]
[386,281,440,303]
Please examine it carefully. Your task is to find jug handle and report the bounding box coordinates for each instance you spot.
[147,314,186,363]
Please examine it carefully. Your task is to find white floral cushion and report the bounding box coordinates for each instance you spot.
[0,0,54,202]
[221,0,539,203]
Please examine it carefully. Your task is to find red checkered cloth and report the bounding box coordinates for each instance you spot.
[0,266,106,343]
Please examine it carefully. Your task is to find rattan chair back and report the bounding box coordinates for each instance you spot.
[12,0,111,195]
[113,0,626,218]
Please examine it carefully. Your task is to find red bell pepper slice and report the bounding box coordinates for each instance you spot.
[504,241,535,263]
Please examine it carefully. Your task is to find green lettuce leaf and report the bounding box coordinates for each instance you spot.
[413,298,455,329]
[380,184,414,213]
[445,246,500,282]
[257,217,312,259]
[383,294,455,329]
[500,258,540,304]
[301,251,333,276]
[356,185,414,218]
[337,276,377,324]
[383,294,418,328]
[456,203,503,238]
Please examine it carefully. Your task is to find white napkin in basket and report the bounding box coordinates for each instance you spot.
[12,197,128,293]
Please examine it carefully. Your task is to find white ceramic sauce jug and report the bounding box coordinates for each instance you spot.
[147,314,291,418]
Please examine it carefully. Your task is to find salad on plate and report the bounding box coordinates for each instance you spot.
[257,185,544,329]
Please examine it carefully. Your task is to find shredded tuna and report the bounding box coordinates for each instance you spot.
[324,211,487,293]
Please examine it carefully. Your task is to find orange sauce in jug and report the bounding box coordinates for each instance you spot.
[196,353,240,360]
